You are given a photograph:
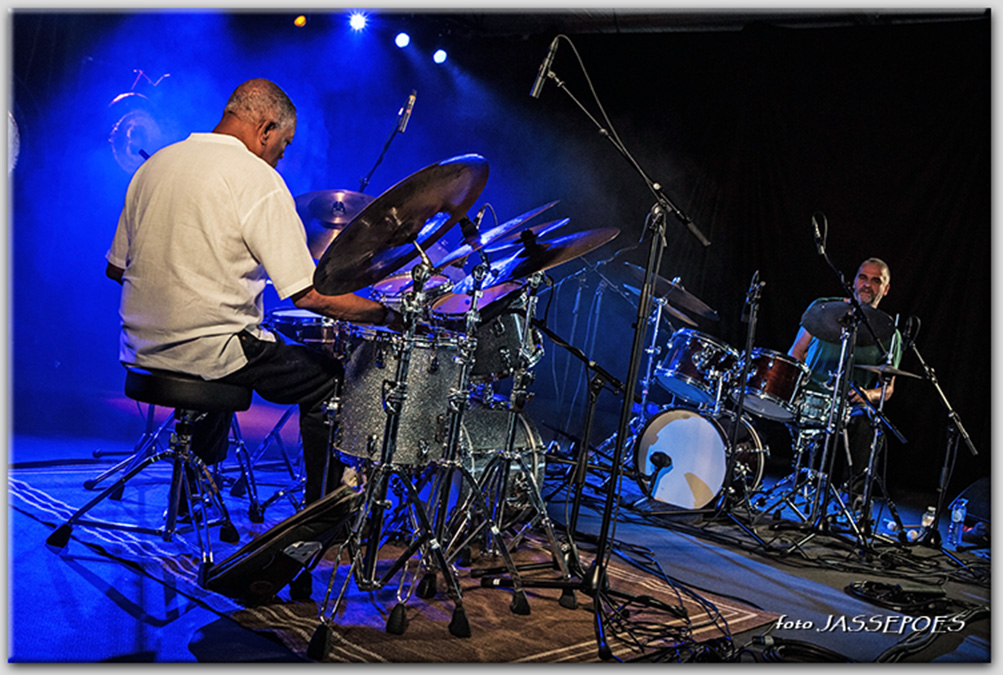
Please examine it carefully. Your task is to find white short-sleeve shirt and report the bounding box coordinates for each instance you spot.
[107,133,316,379]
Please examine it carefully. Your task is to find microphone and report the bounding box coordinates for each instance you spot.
[397,89,417,133]
[811,211,826,256]
[902,315,921,351]
[740,270,763,323]
[529,37,559,99]
[650,452,672,469]
[459,204,488,240]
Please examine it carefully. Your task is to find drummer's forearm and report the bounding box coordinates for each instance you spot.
[291,286,388,325]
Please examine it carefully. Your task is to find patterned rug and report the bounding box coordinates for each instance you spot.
[10,462,780,662]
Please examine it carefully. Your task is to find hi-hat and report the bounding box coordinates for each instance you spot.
[618,262,719,321]
[435,201,559,269]
[295,189,375,258]
[856,364,924,380]
[801,300,895,346]
[453,227,620,294]
[313,154,489,295]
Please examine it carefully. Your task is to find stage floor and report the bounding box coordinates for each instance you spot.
[8,426,990,663]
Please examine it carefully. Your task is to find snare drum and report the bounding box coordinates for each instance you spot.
[268,308,356,359]
[336,326,461,466]
[633,406,765,509]
[370,270,454,310]
[732,349,810,422]
[654,329,739,406]
[432,284,544,383]
[797,389,833,428]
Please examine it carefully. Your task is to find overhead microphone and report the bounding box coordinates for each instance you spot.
[529,37,559,99]
[740,269,763,323]
[811,211,826,256]
[397,89,417,133]
[460,204,488,240]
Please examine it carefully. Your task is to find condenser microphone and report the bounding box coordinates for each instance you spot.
[811,212,826,256]
[529,38,559,99]
[397,89,417,133]
[650,452,672,469]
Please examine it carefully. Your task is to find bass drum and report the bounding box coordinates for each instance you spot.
[633,407,765,510]
[456,405,546,525]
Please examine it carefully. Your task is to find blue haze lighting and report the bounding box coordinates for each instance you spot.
[349,12,368,31]
[433,49,447,64]
[395,32,410,48]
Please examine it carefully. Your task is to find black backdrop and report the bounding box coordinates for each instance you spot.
[10,12,990,498]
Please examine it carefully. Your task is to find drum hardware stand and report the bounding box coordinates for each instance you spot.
[480,203,706,659]
[91,403,168,459]
[472,272,579,609]
[525,41,711,656]
[228,405,306,517]
[310,248,473,651]
[412,253,532,616]
[906,326,979,563]
[705,270,768,548]
[526,316,630,577]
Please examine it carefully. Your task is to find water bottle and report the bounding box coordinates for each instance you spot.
[921,506,936,529]
[947,498,968,549]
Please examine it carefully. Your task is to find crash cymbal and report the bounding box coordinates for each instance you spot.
[618,262,719,321]
[621,284,697,328]
[296,189,376,258]
[454,227,620,293]
[801,300,896,346]
[435,201,560,269]
[313,154,489,295]
[856,364,924,380]
[485,218,571,254]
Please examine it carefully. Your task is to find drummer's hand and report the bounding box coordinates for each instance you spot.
[382,306,407,332]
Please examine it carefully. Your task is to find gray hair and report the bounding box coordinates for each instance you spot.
[859,257,891,283]
[224,78,296,131]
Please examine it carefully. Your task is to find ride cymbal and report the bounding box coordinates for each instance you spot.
[801,300,895,346]
[313,154,489,295]
[855,364,924,380]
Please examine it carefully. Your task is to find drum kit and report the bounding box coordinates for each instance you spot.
[270,154,619,644]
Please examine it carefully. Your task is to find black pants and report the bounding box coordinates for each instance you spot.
[190,331,344,505]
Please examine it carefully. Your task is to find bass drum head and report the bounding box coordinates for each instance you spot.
[633,407,764,510]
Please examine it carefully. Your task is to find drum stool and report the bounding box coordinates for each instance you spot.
[46,367,252,584]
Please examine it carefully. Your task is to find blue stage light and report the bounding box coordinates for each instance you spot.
[349,12,368,32]
[395,32,410,48]
[433,49,447,64]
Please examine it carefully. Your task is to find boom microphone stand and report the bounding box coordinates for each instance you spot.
[525,34,711,659]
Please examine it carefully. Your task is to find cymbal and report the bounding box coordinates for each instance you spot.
[856,364,924,380]
[295,189,375,258]
[621,283,696,328]
[435,201,559,269]
[485,218,571,254]
[455,227,620,293]
[618,262,719,320]
[313,154,489,295]
[801,300,896,346]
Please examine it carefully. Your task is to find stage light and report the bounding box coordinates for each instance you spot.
[293,15,307,28]
[349,12,368,32]
[395,32,410,48]
[433,49,447,64]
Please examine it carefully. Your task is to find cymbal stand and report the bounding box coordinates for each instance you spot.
[311,251,472,647]
[528,317,630,577]
[791,318,863,549]
[707,271,767,547]
[473,274,577,591]
[908,333,979,562]
[851,379,908,546]
[415,254,532,616]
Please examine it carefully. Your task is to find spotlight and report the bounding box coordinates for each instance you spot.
[293,15,307,28]
[395,32,410,48]
[433,49,447,64]
[349,11,368,32]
